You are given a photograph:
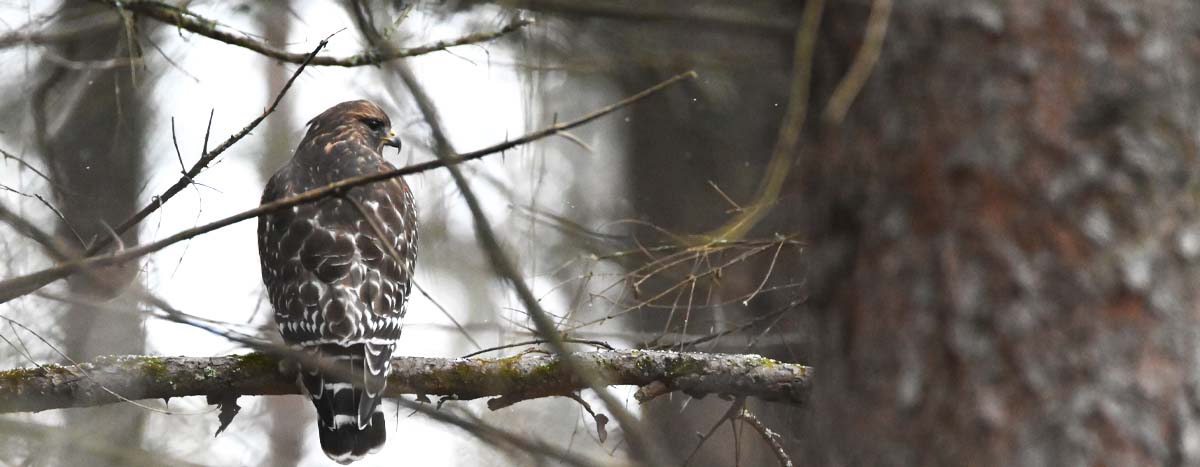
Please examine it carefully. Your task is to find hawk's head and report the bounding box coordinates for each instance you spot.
[304,100,402,153]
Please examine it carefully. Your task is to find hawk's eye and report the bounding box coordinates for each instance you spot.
[362,118,386,132]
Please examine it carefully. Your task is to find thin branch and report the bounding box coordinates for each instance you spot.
[640,300,800,350]
[85,33,331,256]
[0,199,277,353]
[734,409,794,467]
[0,202,77,262]
[414,280,484,351]
[40,49,142,70]
[0,350,810,413]
[391,399,602,467]
[89,0,533,67]
[0,71,694,304]
[0,147,59,190]
[461,338,614,359]
[821,0,892,126]
[700,0,824,243]
[683,398,746,466]
[0,14,120,48]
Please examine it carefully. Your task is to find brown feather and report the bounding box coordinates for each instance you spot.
[258,100,415,463]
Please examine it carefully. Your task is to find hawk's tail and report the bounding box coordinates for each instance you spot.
[299,343,394,464]
[318,406,386,464]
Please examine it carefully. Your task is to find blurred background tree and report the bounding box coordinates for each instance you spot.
[6,2,155,465]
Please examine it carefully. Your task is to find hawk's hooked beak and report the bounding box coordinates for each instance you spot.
[383,129,402,149]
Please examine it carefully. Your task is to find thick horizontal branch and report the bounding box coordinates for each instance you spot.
[0,350,809,413]
[91,0,532,67]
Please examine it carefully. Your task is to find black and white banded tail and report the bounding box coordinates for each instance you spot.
[260,100,417,463]
[300,343,395,464]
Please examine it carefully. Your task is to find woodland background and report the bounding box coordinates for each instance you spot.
[0,1,1197,466]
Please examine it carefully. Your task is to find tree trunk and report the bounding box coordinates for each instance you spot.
[34,4,151,465]
[798,1,1200,464]
[253,4,310,465]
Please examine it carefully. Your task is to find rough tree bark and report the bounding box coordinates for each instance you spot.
[798,1,1200,465]
[0,350,808,414]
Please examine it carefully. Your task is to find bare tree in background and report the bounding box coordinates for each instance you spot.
[249,3,311,466]
[29,3,153,465]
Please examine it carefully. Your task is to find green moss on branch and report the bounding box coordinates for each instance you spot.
[0,350,809,413]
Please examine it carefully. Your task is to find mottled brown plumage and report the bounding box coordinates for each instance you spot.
[258,100,415,464]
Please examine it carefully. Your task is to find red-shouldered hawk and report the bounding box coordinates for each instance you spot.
[258,100,416,464]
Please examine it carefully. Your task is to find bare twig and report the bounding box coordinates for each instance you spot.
[0,147,60,190]
[821,0,892,126]
[734,409,794,467]
[392,398,602,467]
[414,280,484,351]
[40,49,142,70]
[0,202,78,261]
[461,338,614,359]
[700,0,825,243]
[0,197,278,353]
[86,33,331,256]
[89,0,532,67]
[0,14,120,48]
[562,392,610,443]
[567,238,790,332]
[0,350,810,413]
[641,301,800,350]
[683,398,746,466]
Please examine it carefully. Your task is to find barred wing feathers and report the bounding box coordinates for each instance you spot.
[258,107,416,464]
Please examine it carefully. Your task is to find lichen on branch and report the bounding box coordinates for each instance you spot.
[0,350,808,414]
